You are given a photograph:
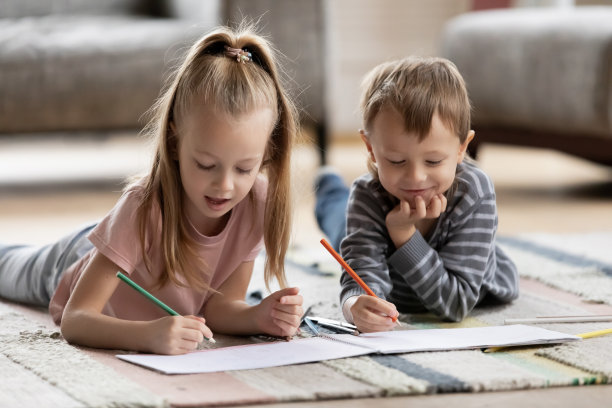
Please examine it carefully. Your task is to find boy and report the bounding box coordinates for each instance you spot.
[315,57,519,332]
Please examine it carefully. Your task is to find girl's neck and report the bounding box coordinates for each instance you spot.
[185,209,231,238]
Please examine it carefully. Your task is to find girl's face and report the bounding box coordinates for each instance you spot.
[175,103,275,235]
[362,106,473,209]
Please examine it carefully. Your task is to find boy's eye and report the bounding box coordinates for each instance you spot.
[388,159,405,166]
[426,160,443,166]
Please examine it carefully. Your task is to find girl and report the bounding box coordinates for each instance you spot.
[315,57,519,332]
[0,25,303,355]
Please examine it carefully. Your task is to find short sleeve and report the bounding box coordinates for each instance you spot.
[87,186,153,275]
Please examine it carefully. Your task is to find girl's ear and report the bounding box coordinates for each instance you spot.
[457,130,475,164]
[359,129,376,163]
[168,121,179,161]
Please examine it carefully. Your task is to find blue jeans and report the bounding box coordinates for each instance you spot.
[314,171,350,251]
[0,223,95,307]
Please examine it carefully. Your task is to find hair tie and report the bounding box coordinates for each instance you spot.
[224,46,252,63]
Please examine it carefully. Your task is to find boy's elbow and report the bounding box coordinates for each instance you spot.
[443,309,468,323]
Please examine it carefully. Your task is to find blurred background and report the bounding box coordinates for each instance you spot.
[1,0,611,248]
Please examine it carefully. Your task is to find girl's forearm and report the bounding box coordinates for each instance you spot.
[60,309,152,352]
[205,300,260,335]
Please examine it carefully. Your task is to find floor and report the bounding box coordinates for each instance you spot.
[1,134,612,407]
[1,133,612,246]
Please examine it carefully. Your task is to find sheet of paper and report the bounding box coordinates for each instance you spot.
[117,324,580,374]
[117,336,370,374]
[326,324,580,354]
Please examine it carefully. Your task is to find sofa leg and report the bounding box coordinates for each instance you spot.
[316,123,327,165]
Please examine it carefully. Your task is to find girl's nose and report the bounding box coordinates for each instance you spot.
[215,170,233,191]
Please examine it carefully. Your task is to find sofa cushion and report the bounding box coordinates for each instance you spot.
[0,0,148,19]
[441,7,612,138]
[0,15,207,133]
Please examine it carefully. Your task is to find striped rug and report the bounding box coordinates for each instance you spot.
[230,233,612,400]
[1,233,611,406]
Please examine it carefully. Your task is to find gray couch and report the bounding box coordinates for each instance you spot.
[441,7,612,166]
[0,0,214,134]
[0,0,328,161]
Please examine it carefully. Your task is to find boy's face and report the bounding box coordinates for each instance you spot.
[362,107,474,209]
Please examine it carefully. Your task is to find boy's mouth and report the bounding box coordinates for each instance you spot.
[401,187,432,195]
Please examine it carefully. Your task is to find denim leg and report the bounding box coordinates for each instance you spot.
[314,170,350,251]
[0,223,96,307]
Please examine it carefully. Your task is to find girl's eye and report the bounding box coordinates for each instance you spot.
[236,167,253,175]
[196,162,214,171]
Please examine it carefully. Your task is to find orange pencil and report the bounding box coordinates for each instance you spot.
[320,238,398,323]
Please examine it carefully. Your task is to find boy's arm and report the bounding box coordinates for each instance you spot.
[339,179,395,308]
[388,190,518,322]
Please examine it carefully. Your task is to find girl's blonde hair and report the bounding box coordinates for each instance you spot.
[135,24,297,291]
[360,56,472,177]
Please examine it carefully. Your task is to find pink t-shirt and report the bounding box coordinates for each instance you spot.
[49,176,267,325]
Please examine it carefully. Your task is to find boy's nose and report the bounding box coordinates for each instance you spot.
[405,164,426,182]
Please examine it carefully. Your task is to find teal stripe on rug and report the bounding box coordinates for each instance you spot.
[370,355,469,393]
[499,236,612,277]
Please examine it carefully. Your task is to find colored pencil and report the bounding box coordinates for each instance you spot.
[577,327,612,339]
[308,316,357,330]
[320,238,399,324]
[303,316,320,336]
[116,271,215,343]
[484,327,612,353]
[505,315,612,325]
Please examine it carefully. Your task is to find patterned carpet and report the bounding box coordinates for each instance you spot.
[1,233,611,407]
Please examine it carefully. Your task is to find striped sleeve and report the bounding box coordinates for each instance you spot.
[388,164,517,321]
[339,176,394,306]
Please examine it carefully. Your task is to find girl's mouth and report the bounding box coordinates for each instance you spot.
[205,196,230,210]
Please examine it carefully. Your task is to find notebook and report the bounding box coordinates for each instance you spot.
[117,324,580,374]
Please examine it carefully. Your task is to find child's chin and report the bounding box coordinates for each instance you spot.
[404,194,434,209]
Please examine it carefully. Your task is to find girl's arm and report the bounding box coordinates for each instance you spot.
[61,251,212,354]
[203,260,303,337]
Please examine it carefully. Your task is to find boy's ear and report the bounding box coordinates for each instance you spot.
[457,130,475,163]
[359,129,376,163]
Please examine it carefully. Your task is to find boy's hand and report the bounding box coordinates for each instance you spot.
[255,287,303,337]
[348,295,398,333]
[386,194,447,248]
[147,315,213,355]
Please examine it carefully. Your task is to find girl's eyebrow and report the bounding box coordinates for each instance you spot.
[194,150,263,163]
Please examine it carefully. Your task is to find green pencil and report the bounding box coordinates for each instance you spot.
[116,271,215,343]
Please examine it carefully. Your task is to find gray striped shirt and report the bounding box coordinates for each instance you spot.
[340,161,519,322]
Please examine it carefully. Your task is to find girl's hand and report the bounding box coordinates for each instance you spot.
[386,194,447,248]
[146,315,213,355]
[255,287,303,337]
[348,295,398,333]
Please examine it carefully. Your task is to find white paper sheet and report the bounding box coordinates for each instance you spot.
[117,337,370,374]
[117,324,580,374]
[327,324,580,354]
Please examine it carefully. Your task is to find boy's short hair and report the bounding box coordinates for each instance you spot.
[360,56,471,143]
